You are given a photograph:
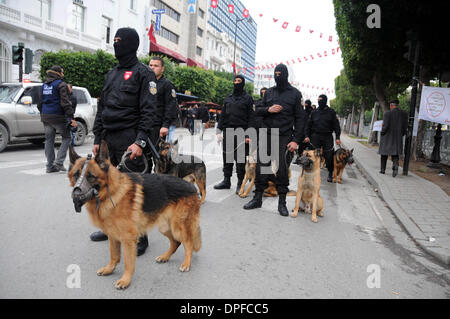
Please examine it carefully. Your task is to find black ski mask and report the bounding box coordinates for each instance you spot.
[274,64,290,91]
[114,28,140,68]
[318,95,328,109]
[260,87,268,98]
[233,75,246,95]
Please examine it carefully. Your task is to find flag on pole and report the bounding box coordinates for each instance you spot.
[148,24,157,44]
[228,4,234,14]
[211,0,218,8]
[243,9,249,18]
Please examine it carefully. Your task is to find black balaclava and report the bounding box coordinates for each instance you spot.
[274,64,290,91]
[260,87,268,98]
[114,28,140,68]
[318,94,328,109]
[233,75,246,95]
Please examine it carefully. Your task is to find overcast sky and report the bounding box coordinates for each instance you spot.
[243,0,344,100]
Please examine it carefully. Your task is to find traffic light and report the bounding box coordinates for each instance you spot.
[12,42,24,65]
[24,48,33,74]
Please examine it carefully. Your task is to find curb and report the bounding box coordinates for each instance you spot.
[342,141,450,267]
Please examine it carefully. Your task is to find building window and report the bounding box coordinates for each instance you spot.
[151,0,180,22]
[196,46,202,57]
[37,0,51,20]
[199,8,205,19]
[71,2,85,32]
[152,20,179,44]
[197,27,203,38]
[0,40,11,83]
[102,16,112,44]
[130,0,136,10]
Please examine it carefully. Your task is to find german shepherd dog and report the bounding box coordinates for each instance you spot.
[238,150,294,198]
[68,142,201,290]
[155,140,207,204]
[291,149,324,223]
[333,148,354,184]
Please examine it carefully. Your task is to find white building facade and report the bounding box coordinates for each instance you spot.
[203,20,243,73]
[0,0,152,83]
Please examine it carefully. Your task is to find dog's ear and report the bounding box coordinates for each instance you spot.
[95,141,110,172]
[69,145,81,165]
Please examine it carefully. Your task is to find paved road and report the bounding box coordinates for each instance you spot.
[0,130,449,298]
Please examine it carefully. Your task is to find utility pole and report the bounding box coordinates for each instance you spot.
[403,32,421,176]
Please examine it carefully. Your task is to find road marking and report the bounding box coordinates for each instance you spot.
[0,159,46,169]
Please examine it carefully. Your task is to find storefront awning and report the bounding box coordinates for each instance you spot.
[187,58,207,70]
[150,41,187,63]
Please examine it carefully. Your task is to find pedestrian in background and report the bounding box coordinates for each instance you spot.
[187,105,196,135]
[90,27,158,256]
[37,66,77,173]
[197,102,210,140]
[304,94,341,183]
[378,99,408,177]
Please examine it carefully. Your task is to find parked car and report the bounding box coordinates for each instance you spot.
[0,82,96,152]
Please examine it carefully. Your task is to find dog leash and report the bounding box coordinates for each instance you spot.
[117,151,149,175]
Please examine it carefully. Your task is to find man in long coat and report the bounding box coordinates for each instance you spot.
[378,99,408,177]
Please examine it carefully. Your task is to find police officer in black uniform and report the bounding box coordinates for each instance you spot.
[304,94,341,183]
[148,56,178,152]
[304,99,313,118]
[244,64,307,216]
[90,28,158,256]
[215,75,255,194]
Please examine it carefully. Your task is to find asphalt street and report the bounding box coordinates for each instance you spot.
[0,129,449,299]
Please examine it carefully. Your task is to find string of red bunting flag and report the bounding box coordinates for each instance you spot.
[236,46,341,77]
[210,0,339,44]
[210,1,341,77]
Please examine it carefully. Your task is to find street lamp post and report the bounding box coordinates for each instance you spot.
[232,15,252,76]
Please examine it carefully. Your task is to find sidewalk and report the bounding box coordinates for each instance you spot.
[341,134,450,266]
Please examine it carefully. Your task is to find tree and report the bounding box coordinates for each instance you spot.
[333,0,411,112]
[172,66,216,102]
[40,50,116,97]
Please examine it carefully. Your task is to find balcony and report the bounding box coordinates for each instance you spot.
[0,4,102,51]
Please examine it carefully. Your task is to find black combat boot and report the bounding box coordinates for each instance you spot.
[137,235,149,256]
[380,156,387,174]
[236,178,244,195]
[278,194,289,217]
[90,230,108,242]
[244,191,263,210]
[214,177,231,190]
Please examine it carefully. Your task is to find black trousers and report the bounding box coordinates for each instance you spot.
[310,133,334,175]
[105,128,144,170]
[255,133,292,195]
[380,155,399,170]
[222,129,248,180]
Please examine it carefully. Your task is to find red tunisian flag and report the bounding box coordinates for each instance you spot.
[211,0,218,8]
[148,24,156,44]
[243,9,249,18]
[228,4,234,14]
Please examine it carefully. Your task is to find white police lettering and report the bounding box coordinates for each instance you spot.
[43,84,53,95]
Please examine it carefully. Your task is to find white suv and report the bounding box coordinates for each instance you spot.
[0,82,97,152]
